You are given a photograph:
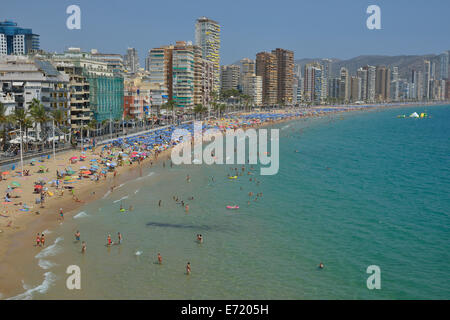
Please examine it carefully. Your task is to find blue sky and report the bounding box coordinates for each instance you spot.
[2,0,449,64]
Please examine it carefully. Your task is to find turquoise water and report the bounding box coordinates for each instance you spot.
[15,105,450,299]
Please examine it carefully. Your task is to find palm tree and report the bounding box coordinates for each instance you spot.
[162,100,176,125]
[88,119,98,138]
[194,104,205,120]
[50,108,67,143]
[240,94,251,112]
[29,99,49,149]
[0,102,11,151]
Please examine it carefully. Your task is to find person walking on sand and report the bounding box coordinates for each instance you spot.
[59,208,64,221]
[40,233,45,246]
[36,233,41,247]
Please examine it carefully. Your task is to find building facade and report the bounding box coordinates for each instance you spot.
[220,64,240,92]
[0,20,39,55]
[256,52,278,105]
[195,17,221,93]
[272,48,294,105]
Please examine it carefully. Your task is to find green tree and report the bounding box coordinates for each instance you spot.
[0,102,11,151]
[50,108,67,142]
[29,98,49,148]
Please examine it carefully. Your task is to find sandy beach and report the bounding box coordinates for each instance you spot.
[0,103,446,298]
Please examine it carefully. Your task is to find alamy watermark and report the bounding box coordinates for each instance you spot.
[66,5,81,30]
[366,265,381,290]
[171,121,279,175]
[366,5,381,30]
[66,265,81,290]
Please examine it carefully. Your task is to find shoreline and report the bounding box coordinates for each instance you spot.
[0,101,447,299]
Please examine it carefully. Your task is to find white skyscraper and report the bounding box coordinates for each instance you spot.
[124,47,139,73]
[440,51,449,80]
[195,17,221,93]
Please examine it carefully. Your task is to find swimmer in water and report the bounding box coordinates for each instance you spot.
[158,200,162,207]
[81,241,86,253]
[319,262,324,269]
[186,262,191,275]
[75,230,81,241]
[157,253,162,264]
[185,204,189,213]
[197,234,203,243]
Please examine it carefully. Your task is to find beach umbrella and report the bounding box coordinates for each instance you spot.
[80,155,87,159]
[70,156,78,160]
[81,171,91,175]
[39,165,45,169]
[2,171,9,175]
[34,185,43,189]
[80,166,88,170]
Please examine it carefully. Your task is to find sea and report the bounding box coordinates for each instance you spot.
[7,104,450,300]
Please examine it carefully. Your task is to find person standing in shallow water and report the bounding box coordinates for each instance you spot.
[158,253,162,264]
[186,262,191,275]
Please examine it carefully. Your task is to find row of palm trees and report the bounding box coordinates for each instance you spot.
[0,98,68,152]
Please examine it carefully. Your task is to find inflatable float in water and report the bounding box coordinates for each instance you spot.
[226,205,239,210]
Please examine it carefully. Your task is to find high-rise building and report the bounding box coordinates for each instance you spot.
[194,47,214,106]
[363,65,376,102]
[411,69,421,100]
[148,45,174,105]
[391,66,400,101]
[124,47,139,73]
[320,59,332,101]
[328,78,340,100]
[241,58,256,76]
[303,63,323,103]
[340,67,350,102]
[272,48,294,105]
[172,41,195,108]
[375,66,391,102]
[195,17,220,93]
[0,20,39,55]
[424,60,432,100]
[220,65,240,92]
[242,74,262,106]
[350,76,361,102]
[440,51,449,80]
[55,63,91,130]
[240,58,255,91]
[356,68,368,101]
[256,52,278,105]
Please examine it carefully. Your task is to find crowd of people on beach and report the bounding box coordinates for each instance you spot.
[22,110,336,276]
